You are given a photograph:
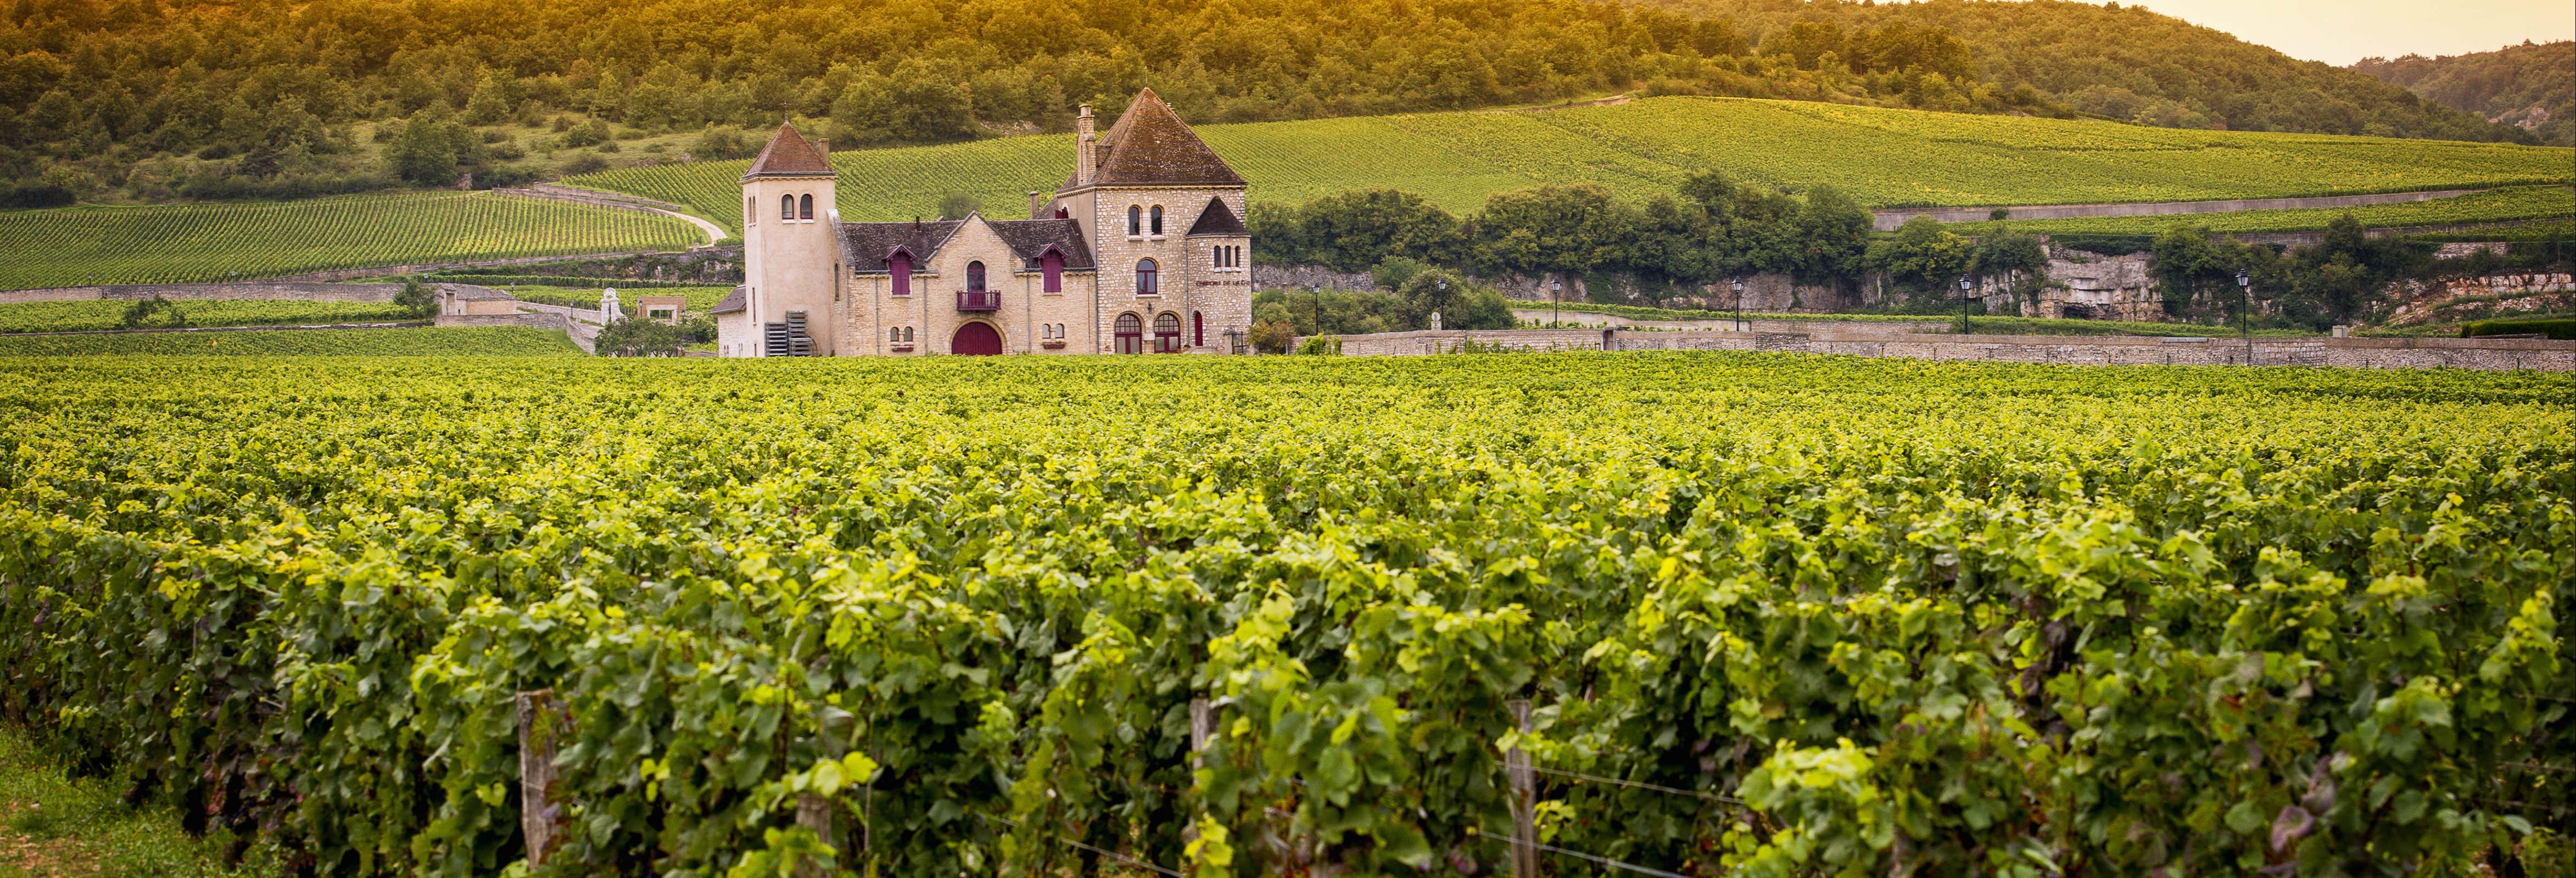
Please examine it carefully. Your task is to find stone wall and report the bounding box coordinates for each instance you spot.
[0,282,405,305]
[1310,327,2573,371]
[2385,272,2576,325]
[1251,264,1374,292]
[1507,308,1948,336]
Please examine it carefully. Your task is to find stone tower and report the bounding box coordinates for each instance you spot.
[1040,89,1253,354]
[739,124,841,356]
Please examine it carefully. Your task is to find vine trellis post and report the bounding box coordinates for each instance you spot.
[1506,698,1536,878]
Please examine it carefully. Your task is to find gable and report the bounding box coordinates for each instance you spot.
[1068,88,1245,189]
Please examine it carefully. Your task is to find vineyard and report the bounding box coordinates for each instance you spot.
[0,299,416,334]
[0,354,2566,877]
[568,96,2575,232]
[483,283,738,314]
[0,326,582,356]
[0,192,705,292]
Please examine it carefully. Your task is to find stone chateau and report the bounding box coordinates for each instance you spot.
[713,88,1254,356]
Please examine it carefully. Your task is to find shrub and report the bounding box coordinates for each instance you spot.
[2461,318,2576,340]
[119,295,187,329]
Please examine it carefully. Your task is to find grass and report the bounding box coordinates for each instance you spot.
[0,326,584,356]
[0,299,417,334]
[0,191,705,291]
[0,726,276,878]
[568,96,2574,232]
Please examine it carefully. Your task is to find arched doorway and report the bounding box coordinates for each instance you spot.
[1115,313,1143,354]
[952,322,1003,355]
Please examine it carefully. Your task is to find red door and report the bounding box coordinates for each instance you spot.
[951,322,1003,355]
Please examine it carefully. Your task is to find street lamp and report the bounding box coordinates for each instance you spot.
[1731,277,1745,331]
[1957,275,1974,335]
[1434,277,1448,331]
[2236,270,2253,366]
[1551,277,1563,328]
[1310,282,1321,337]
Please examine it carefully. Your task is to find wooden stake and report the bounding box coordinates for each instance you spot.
[796,793,832,878]
[515,690,568,866]
[1184,697,1215,847]
[1506,698,1537,878]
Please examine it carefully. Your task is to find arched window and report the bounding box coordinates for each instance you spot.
[798,194,813,220]
[781,194,795,221]
[1153,312,1182,353]
[889,251,913,297]
[1127,206,1141,236]
[1211,244,1223,267]
[904,326,915,342]
[891,327,902,342]
[1115,313,1143,354]
[966,261,986,292]
[1149,205,1164,235]
[1192,311,1204,346]
[1136,258,1158,295]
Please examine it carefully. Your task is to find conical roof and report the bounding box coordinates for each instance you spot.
[1184,197,1246,236]
[1082,88,1244,188]
[742,124,834,181]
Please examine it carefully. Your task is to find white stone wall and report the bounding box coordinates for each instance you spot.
[715,310,751,358]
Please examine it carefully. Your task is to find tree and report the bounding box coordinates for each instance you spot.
[1865,216,1972,292]
[121,295,187,328]
[594,315,686,356]
[1249,319,1295,354]
[384,104,474,186]
[1292,190,1462,272]
[394,278,438,317]
[1468,184,1634,279]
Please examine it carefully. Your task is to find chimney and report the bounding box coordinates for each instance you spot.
[817,137,829,160]
[1075,104,1096,187]
[1027,191,1043,219]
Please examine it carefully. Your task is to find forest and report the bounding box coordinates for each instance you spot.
[0,0,2536,208]
[2354,40,2574,147]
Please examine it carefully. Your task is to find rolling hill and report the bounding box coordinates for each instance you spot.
[568,96,2575,232]
[2354,41,2575,147]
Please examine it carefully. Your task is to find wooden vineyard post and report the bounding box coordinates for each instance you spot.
[795,792,832,878]
[1506,698,1537,878]
[516,690,571,866]
[1183,697,1215,846]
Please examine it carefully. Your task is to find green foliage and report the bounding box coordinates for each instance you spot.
[568,97,2576,234]
[1293,334,1343,355]
[0,193,701,290]
[934,191,982,221]
[591,315,688,356]
[1248,319,1295,354]
[0,355,2567,878]
[2463,318,2576,340]
[0,326,580,355]
[383,104,481,187]
[687,127,760,161]
[0,298,416,334]
[1865,215,1973,291]
[116,295,187,329]
[395,278,437,317]
[1953,186,2576,238]
[2355,40,2574,146]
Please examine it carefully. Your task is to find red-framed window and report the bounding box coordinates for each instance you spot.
[966,260,986,291]
[1192,311,1204,346]
[1115,312,1143,354]
[1153,312,1182,353]
[1136,259,1158,295]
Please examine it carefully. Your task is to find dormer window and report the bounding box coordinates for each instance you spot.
[890,251,913,297]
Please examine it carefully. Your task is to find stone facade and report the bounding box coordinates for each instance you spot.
[718,89,1253,357]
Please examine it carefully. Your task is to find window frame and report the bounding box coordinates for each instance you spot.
[798,194,813,220]
[781,194,795,221]
[966,260,986,292]
[1149,205,1164,235]
[1136,258,1158,295]
[1127,206,1142,236]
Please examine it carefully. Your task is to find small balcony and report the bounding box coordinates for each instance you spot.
[957,289,1000,311]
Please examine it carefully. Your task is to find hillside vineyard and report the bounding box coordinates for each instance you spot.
[0,354,2566,876]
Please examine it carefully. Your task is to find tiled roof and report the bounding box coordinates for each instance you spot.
[840,220,965,273]
[741,124,834,180]
[839,217,1097,273]
[711,286,747,314]
[988,219,1097,269]
[1064,88,1244,189]
[1183,198,1246,236]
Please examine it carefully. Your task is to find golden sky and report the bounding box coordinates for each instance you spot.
[2108,0,2576,64]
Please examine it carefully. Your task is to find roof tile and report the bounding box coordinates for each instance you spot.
[742,124,834,180]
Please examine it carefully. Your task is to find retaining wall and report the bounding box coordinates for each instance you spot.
[1314,328,2573,371]
[0,282,406,305]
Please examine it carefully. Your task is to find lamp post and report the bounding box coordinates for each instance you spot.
[1310,282,1321,338]
[2236,269,2253,366]
[1550,277,1563,328]
[1731,277,1745,331]
[1434,277,1448,331]
[1958,275,1974,335]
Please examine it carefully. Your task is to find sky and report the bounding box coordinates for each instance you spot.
[2106,0,2576,65]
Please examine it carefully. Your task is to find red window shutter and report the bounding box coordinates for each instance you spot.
[891,254,912,297]
[1042,253,1062,293]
